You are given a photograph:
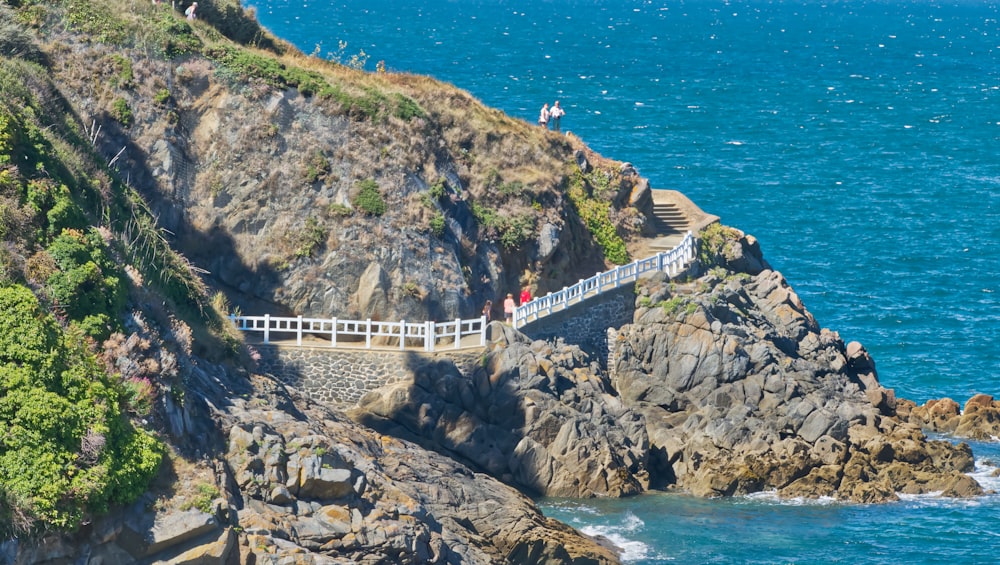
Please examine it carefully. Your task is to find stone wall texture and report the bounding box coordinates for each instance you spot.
[518,283,637,367]
[255,285,637,406]
[256,345,484,406]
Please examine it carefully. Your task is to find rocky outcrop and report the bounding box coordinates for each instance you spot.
[352,323,651,498]
[902,394,1000,440]
[609,228,982,502]
[7,367,619,565]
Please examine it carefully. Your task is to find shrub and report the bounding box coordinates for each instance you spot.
[109,54,134,89]
[293,216,326,258]
[429,212,445,238]
[567,170,629,264]
[302,150,330,184]
[63,0,129,45]
[327,203,352,217]
[153,89,171,105]
[352,179,385,216]
[110,97,132,127]
[0,284,163,536]
[45,229,125,341]
[428,179,446,200]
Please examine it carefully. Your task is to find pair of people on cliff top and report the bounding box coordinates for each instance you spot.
[538,101,565,132]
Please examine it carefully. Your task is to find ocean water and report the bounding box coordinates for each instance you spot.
[249,1,1000,562]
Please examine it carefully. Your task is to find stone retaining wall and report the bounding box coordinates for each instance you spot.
[255,283,647,406]
[256,345,484,406]
[518,283,637,367]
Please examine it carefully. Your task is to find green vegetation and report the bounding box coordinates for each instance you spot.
[182,482,220,514]
[471,202,536,250]
[658,296,691,316]
[0,285,163,537]
[697,223,743,269]
[303,150,331,184]
[428,179,446,200]
[567,170,629,264]
[108,54,134,89]
[429,212,446,238]
[63,0,130,46]
[153,88,171,105]
[293,216,326,258]
[110,97,133,127]
[45,228,126,341]
[352,179,386,216]
[205,44,424,121]
[327,202,353,217]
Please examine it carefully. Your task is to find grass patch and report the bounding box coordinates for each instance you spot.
[352,179,386,216]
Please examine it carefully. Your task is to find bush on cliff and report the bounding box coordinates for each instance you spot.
[0,284,163,538]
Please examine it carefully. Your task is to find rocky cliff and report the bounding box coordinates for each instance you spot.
[352,226,984,504]
[2,2,996,564]
[45,3,644,322]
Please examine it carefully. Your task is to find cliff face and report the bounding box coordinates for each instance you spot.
[50,26,638,322]
[352,227,983,504]
[2,2,993,564]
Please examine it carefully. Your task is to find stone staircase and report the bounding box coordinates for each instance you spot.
[643,190,718,252]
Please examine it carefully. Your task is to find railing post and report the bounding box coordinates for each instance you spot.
[428,321,436,352]
[480,315,487,346]
[263,314,270,344]
[657,251,664,272]
[365,319,372,349]
[614,265,621,288]
[331,317,338,347]
[454,318,461,349]
[296,315,303,346]
[398,320,405,350]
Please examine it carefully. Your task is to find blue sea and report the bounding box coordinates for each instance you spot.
[249,1,1000,562]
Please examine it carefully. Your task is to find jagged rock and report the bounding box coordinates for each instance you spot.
[356,262,390,319]
[153,527,236,565]
[904,394,1000,440]
[352,323,650,498]
[536,222,561,262]
[117,508,220,558]
[610,264,982,502]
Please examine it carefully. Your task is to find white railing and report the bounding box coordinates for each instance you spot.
[230,230,696,349]
[230,314,488,352]
[513,230,696,328]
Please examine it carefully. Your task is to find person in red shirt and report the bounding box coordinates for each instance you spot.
[520,287,531,305]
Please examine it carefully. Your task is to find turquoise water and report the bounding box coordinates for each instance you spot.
[250,1,1000,562]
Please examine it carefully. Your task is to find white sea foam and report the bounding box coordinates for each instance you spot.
[744,490,840,506]
[579,511,652,563]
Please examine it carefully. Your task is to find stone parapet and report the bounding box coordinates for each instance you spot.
[256,345,483,406]
[518,283,637,367]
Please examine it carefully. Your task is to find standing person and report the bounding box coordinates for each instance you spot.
[503,293,516,324]
[520,286,531,305]
[482,300,493,322]
[185,2,197,20]
[549,101,565,132]
[537,103,550,129]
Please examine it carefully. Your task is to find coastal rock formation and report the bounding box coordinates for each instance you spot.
[610,228,981,502]
[352,324,651,498]
[349,226,984,504]
[7,368,619,565]
[901,394,1000,440]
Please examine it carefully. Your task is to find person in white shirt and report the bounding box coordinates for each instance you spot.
[549,101,565,132]
[538,103,550,129]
